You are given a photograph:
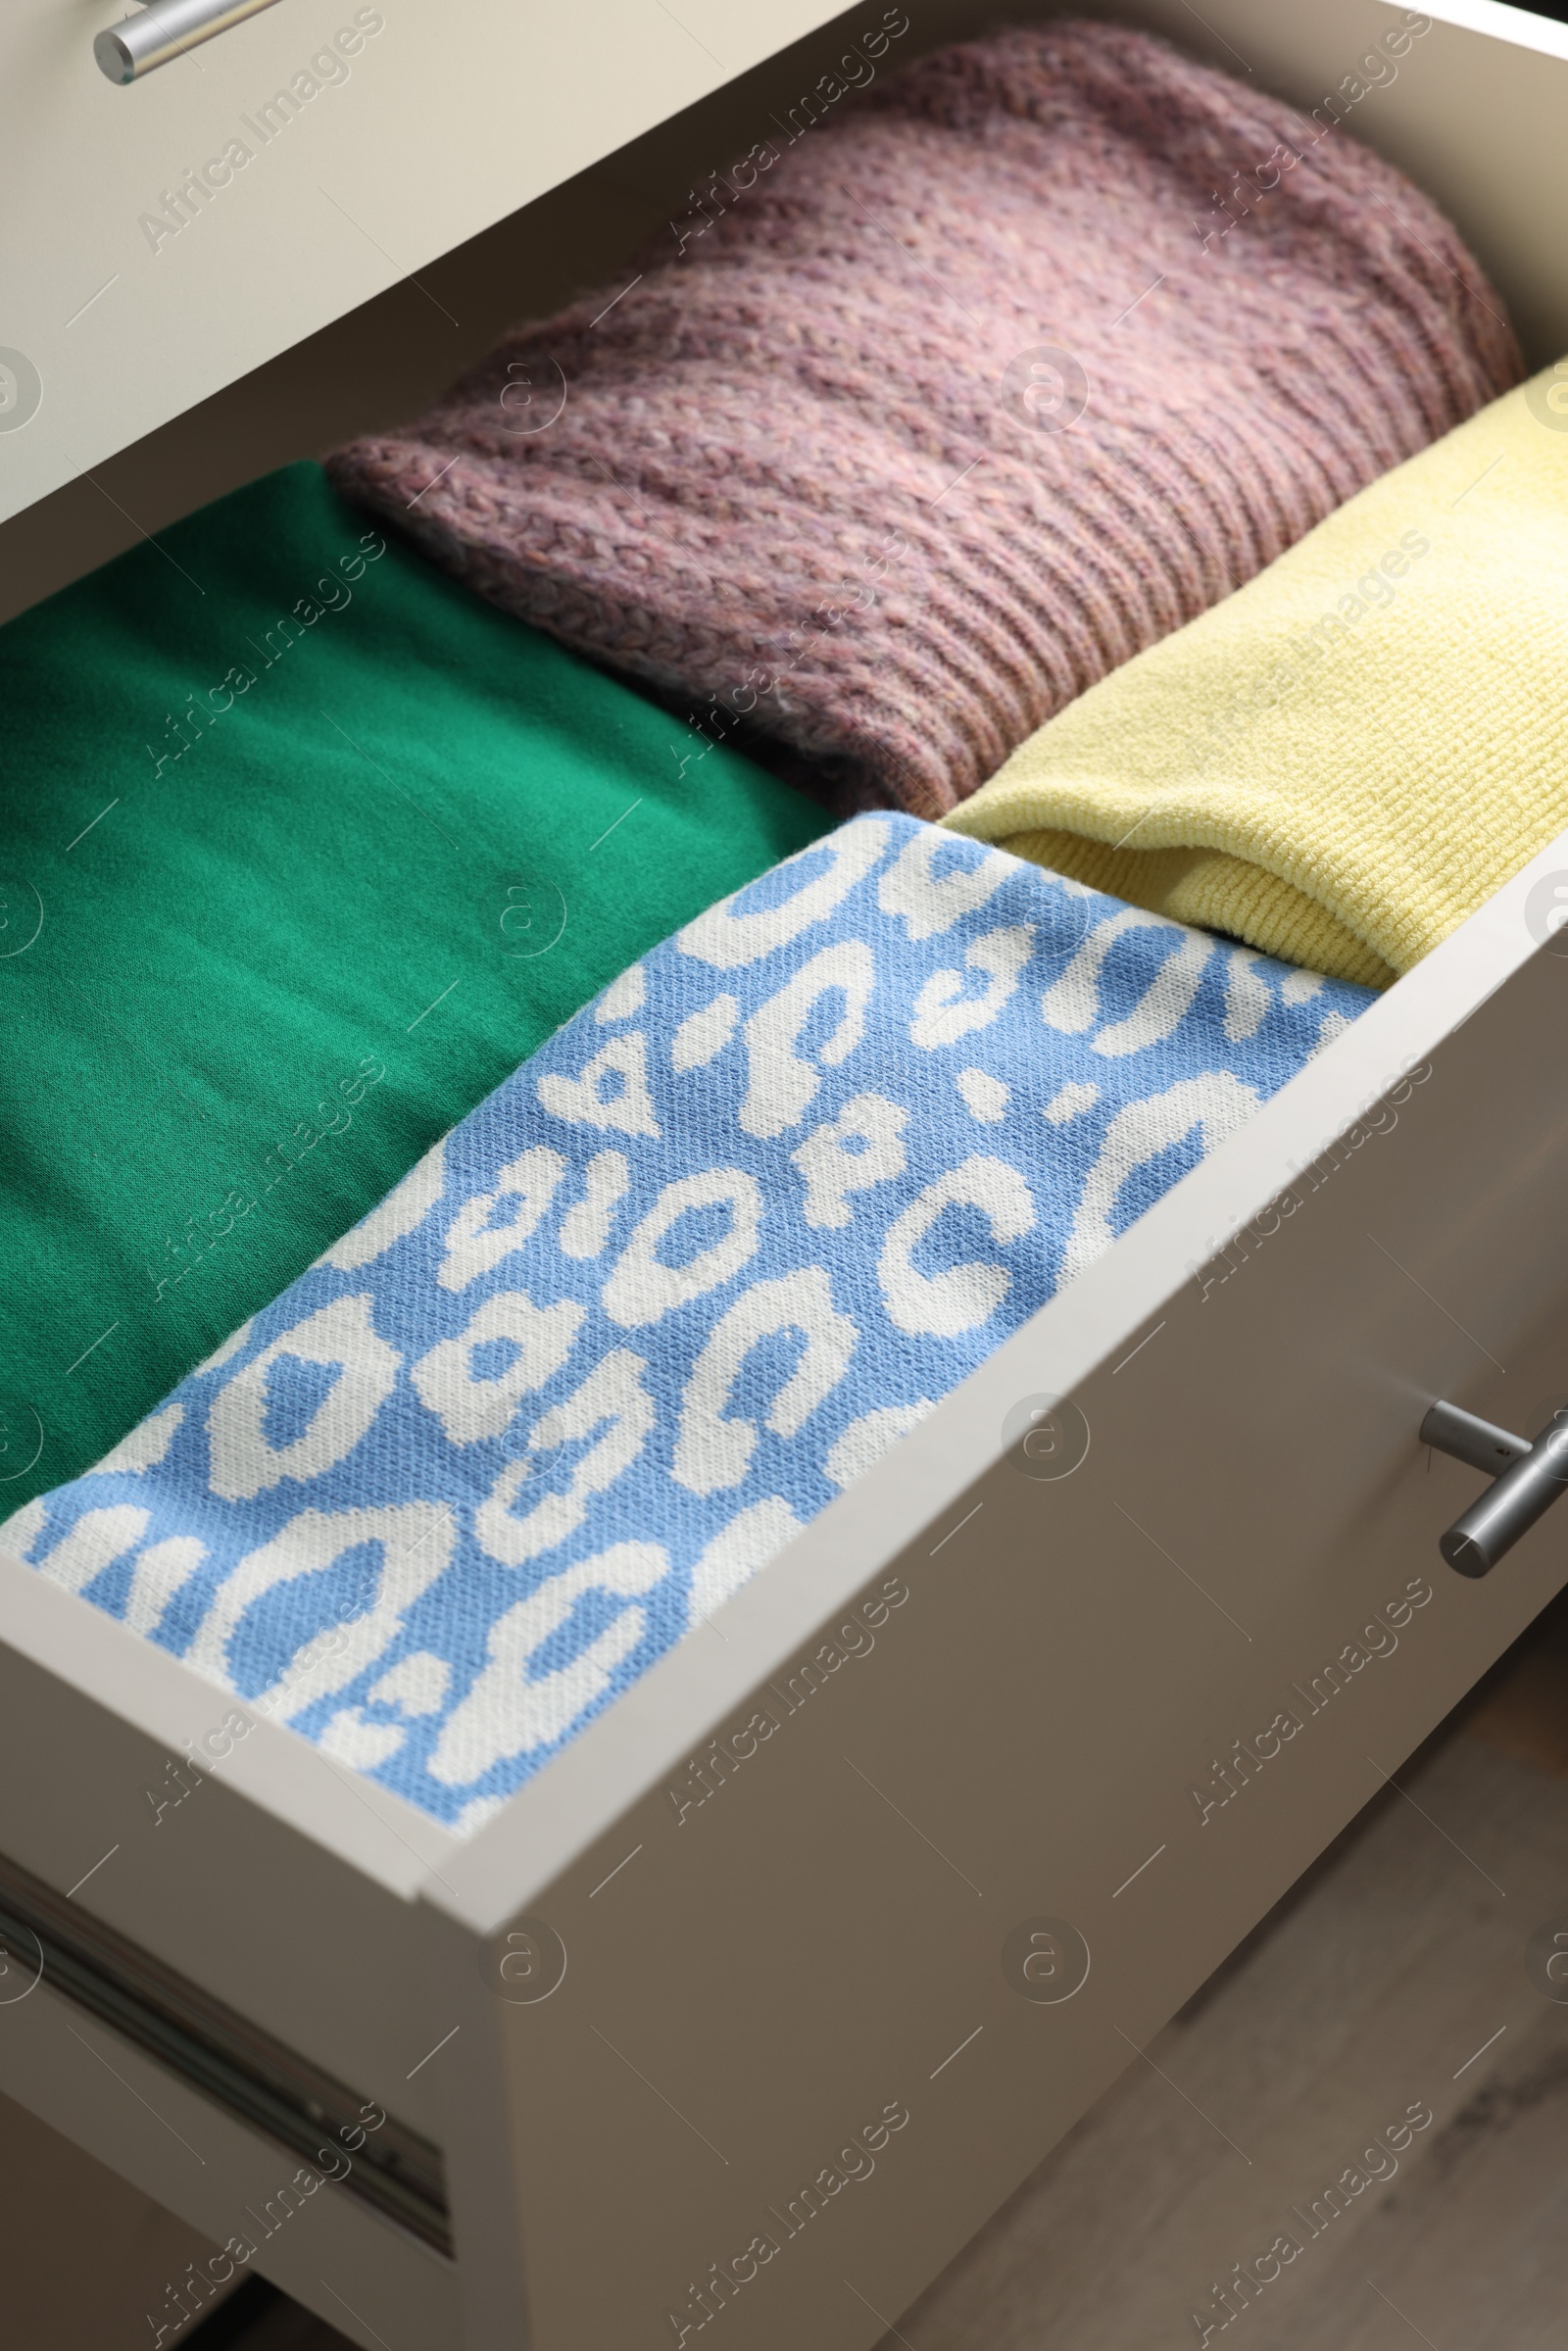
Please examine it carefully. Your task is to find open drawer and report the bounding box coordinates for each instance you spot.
[4,4,1568,2349]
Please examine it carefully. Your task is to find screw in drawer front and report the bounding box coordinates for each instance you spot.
[0,350,40,433]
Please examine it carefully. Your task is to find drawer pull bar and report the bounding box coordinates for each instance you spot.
[95,0,282,84]
[1421,1399,1568,1577]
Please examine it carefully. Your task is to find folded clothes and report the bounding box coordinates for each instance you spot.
[944,367,1568,987]
[5,818,1372,1829]
[0,462,828,1511]
[325,19,1517,820]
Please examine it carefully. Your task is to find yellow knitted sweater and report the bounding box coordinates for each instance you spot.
[943,366,1568,988]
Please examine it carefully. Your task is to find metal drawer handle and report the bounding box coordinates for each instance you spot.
[1421,1399,1568,1578]
[95,0,282,84]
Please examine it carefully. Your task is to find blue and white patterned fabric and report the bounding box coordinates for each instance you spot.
[4,818,1371,1831]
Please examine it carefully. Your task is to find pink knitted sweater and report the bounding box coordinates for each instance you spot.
[326,20,1519,817]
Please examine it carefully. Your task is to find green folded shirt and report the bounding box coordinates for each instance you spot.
[0,462,829,1511]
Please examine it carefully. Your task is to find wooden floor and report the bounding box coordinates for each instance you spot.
[10,1599,1565,2351]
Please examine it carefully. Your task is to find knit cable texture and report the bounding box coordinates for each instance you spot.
[325,20,1519,819]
